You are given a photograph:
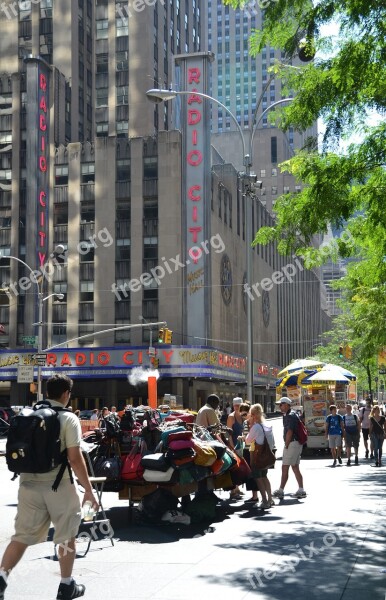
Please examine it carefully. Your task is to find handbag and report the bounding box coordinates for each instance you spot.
[140,453,171,472]
[250,425,276,470]
[143,466,175,483]
[192,441,217,467]
[121,442,145,481]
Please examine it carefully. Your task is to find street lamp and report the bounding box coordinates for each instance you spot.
[0,255,63,402]
[146,88,292,402]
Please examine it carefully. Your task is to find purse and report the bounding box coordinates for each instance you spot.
[140,453,171,472]
[121,442,145,481]
[143,466,175,483]
[250,425,276,471]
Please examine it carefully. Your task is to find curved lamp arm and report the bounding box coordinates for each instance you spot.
[146,88,248,167]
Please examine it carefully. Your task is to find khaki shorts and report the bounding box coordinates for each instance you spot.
[282,441,303,466]
[328,434,342,449]
[12,479,81,545]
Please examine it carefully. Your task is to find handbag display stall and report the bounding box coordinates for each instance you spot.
[250,425,276,471]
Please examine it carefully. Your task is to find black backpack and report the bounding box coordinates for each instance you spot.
[6,400,72,491]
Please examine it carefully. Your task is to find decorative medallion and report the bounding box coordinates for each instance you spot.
[262,290,270,327]
[220,254,232,306]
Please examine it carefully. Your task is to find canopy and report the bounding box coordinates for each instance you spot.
[303,368,351,385]
[276,368,319,388]
[277,359,326,377]
[323,364,357,381]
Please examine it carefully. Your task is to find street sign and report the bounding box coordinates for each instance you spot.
[17,365,34,383]
[22,336,37,345]
[33,353,47,366]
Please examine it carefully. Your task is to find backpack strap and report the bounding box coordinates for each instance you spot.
[50,405,73,492]
[52,452,73,492]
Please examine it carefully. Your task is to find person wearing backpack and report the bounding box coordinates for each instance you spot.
[0,375,98,600]
[272,397,307,500]
[343,404,360,466]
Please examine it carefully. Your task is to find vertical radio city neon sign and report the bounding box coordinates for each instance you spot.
[37,66,49,269]
[179,53,212,342]
[186,67,204,264]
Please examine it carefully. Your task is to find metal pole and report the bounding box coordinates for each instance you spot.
[37,290,43,402]
[244,157,254,403]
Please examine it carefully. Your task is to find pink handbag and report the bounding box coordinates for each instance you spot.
[168,439,195,451]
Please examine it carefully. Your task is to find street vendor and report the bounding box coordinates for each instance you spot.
[196,394,220,428]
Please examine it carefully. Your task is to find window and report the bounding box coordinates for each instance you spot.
[96,53,108,73]
[96,87,108,106]
[81,163,95,183]
[116,121,128,136]
[260,169,266,178]
[116,18,128,36]
[116,159,130,181]
[96,19,108,39]
[96,123,108,136]
[271,136,277,164]
[271,186,277,195]
[54,166,68,186]
[116,86,128,104]
[271,167,277,177]
[144,157,157,179]
[79,281,94,302]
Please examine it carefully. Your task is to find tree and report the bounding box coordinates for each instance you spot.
[224,0,386,353]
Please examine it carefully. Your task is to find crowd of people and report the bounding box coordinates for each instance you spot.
[325,397,386,467]
[196,393,306,508]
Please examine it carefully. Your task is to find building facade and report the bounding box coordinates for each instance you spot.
[0,2,330,410]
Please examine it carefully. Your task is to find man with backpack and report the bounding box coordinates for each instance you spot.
[343,404,361,465]
[272,397,307,499]
[0,375,98,600]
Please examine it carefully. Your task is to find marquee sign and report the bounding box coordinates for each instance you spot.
[0,346,279,384]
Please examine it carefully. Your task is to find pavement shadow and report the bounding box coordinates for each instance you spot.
[195,466,386,599]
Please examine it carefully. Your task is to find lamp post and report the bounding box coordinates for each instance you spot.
[0,255,63,402]
[146,88,292,402]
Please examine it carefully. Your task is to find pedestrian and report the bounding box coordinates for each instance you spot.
[272,397,307,499]
[0,375,99,600]
[90,408,99,421]
[227,397,244,447]
[325,404,345,467]
[369,405,386,467]
[239,403,259,503]
[359,397,373,459]
[245,403,275,509]
[227,397,246,499]
[195,394,220,428]
[343,404,360,465]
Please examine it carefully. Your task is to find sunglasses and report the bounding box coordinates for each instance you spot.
[240,412,248,417]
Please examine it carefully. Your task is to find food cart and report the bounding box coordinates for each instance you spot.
[276,362,357,451]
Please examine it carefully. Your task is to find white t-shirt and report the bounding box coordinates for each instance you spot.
[360,407,371,429]
[245,422,275,451]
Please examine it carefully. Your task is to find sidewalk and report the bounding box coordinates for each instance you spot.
[1,444,386,599]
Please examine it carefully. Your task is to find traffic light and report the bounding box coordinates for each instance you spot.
[164,328,173,344]
[339,345,344,358]
[158,328,164,343]
[344,345,352,360]
[151,357,159,368]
